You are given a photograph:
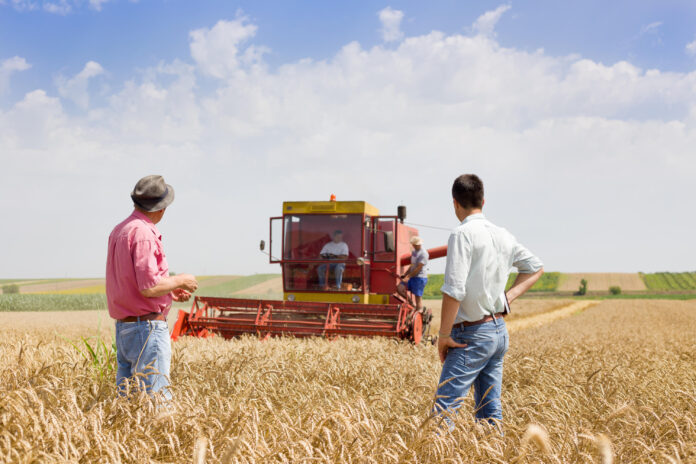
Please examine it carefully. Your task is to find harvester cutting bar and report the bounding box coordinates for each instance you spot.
[171,296,417,341]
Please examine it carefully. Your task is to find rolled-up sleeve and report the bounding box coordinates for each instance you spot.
[512,241,543,274]
[131,240,164,291]
[440,231,472,301]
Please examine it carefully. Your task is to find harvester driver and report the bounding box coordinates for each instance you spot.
[398,236,429,313]
[317,230,349,290]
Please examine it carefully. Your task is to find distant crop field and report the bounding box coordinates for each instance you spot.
[557,273,647,292]
[424,272,560,298]
[0,294,108,312]
[198,274,280,297]
[505,272,560,292]
[641,272,696,291]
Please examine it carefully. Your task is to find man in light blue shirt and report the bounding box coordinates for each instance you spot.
[434,174,543,428]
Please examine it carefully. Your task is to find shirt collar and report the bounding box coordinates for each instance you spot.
[131,209,161,238]
[131,209,153,224]
[460,212,486,225]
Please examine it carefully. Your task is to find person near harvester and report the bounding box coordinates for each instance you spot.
[317,230,349,290]
[106,175,198,400]
[398,236,429,313]
[434,174,543,428]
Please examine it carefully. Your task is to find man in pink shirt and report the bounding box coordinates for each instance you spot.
[106,175,198,400]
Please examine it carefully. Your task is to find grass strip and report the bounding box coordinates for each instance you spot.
[197,274,280,297]
[0,294,108,312]
[423,272,560,298]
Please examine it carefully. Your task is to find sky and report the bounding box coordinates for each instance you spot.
[1,0,695,278]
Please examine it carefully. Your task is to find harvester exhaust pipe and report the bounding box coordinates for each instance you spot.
[397,205,407,224]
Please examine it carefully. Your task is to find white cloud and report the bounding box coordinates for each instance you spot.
[56,61,105,109]
[378,6,404,43]
[189,17,262,79]
[1,0,38,12]
[43,0,71,14]
[2,0,109,13]
[2,13,696,277]
[640,21,662,35]
[473,4,511,37]
[686,38,696,56]
[0,56,31,94]
[89,0,110,10]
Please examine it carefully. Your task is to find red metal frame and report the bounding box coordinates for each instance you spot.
[268,216,282,264]
[170,296,423,342]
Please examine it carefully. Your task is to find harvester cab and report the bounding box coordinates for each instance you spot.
[171,200,447,344]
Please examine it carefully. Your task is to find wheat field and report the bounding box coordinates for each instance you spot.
[1,300,695,463]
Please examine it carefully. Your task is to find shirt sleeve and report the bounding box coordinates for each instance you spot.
[440,231,472,301]
[341,243,349,255]
[131,239,164,291]
[512,240,544,274]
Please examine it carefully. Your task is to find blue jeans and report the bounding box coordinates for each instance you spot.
[434,318,509,426]
[116,320,172,400]
[317,263,345,288]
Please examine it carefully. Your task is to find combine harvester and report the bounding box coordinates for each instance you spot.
[171,199,446,344]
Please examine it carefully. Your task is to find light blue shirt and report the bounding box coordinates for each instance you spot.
[440,213,543,323]
[411,248,429,278]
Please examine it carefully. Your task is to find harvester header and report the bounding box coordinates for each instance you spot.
[172,199,447,344]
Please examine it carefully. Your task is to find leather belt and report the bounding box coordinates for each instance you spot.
[453,312,505,329]
[118,312,167,323]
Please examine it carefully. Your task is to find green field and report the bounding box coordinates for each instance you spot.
[0,275,281,311]
[506,271,560,291]
[423,272,560,298]
[0,294,108,312]
[194,274,280,297]
[641,272,696,291]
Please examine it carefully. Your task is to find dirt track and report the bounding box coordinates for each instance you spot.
[557,273,646,292]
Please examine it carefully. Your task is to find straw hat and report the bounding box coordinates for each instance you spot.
[410,236,423,246]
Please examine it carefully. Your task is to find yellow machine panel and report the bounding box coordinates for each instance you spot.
[284,292,392,305]
[283,201,380,216]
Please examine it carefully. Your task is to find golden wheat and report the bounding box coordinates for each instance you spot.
[0,300,694,462]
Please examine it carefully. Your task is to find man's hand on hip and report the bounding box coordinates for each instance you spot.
[438,335,467,364]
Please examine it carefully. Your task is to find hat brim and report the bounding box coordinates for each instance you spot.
[131,184,175,212]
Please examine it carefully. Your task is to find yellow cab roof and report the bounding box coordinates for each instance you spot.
[283,201,380,216]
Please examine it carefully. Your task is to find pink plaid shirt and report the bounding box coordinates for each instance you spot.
[106,209,172,320]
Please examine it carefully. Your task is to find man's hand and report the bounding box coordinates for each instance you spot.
[176,274,198,292]
[438,336,467,363]
[172,288,191,302]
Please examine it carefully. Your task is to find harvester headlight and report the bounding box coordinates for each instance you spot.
[287,294,295,301]
[352,295,360,303]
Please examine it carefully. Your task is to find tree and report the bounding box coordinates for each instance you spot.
[1,284,19,294]
[575,279,588,296]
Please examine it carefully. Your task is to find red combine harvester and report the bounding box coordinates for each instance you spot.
[171,200,447,344]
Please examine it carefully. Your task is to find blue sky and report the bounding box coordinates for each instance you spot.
[3,0,696,105]
[1,0,696,277]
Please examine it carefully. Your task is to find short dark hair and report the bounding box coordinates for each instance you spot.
[452,174,484,209]
[333,230,343,236]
